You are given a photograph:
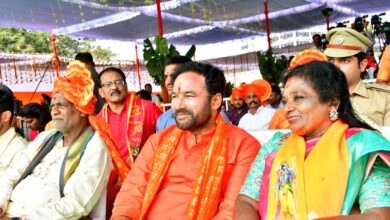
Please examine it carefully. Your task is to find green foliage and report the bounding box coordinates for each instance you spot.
[91,45,115,60]
[143,35,195,86]
[0,27,114,60]
[256,49,289,85]
[224,81,234,98]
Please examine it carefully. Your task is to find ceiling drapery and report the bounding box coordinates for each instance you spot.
[1,0,390,45]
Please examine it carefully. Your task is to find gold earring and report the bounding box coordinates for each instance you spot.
[329,108,338,122]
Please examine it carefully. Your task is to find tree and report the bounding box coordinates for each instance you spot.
[91,45,115,61]
[0,27,115,60]
[143,35,195,86]
[143,35,195,102]
[224,81,234,98]
[256,49,289,85]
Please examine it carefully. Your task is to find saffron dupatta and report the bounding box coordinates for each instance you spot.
[266,120,349,219]
[139,114,228,220]
[101,94,144,165]
[53,61,129,181]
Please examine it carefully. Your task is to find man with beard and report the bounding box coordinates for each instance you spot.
[238,80,276,131]
[156,56,231,132]
[0,84,27,172]
[0,61,113,219]
[156,56,192,131]
[97,67,162,218]
[227,85,248,125]
[111,61,261,220]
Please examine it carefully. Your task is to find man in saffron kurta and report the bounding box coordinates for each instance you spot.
[97,67,162,218]
[111,62,261,220]
[156,56,192,132]
[376,45,390,85]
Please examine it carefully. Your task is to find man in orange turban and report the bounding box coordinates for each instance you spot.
[0,61,124,219]
[227,85,248,125]
[238,80,276,131]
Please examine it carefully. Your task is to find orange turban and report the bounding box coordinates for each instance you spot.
[53,61,130,181]
[243,80,272,106]
[229,85,245,104]
[53,61,96,115]
[288,49,328,71]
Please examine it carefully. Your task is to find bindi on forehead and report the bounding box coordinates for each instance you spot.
[177,81,183,94]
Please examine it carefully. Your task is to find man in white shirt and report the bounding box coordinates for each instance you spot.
[238,81,276,131]
[0,84,27,172]
[0,61,115,220]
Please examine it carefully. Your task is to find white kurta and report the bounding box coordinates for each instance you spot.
[0,127,27,172]
[0,129,112,220]
[238,106,276,131]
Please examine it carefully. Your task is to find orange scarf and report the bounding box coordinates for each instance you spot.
[102,94,144,165]
[139,114,228,220]
[52,61,129,181]
[88,115,129,181]
[267,120,349,220]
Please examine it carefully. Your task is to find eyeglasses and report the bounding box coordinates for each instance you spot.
[101,79,125,88]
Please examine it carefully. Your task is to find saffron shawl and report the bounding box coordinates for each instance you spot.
[140,114,228,220]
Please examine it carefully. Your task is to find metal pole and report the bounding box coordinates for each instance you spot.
[135,44,142,90]
[264,0,271,50]
[156,0,164,36]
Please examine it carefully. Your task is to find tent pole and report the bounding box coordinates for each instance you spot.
[13,54,18,83]
[264,0,271,50]
[135,44,142,91]
[156,0,164,36]
[50,34,60,77]
[326,16,330,30]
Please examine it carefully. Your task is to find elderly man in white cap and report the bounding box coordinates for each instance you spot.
[324,27,390,126]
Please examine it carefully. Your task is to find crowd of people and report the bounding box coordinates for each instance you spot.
[0,26,389,220]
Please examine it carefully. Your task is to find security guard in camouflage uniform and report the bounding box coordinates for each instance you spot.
[324,27,390,126]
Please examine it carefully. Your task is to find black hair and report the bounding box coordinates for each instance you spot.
[167,56,192,66]
[99,67,127,85]
[135,90,152,100]
[0,84,14,119]
[354,51,367,64]
[285,61,373,130]
[172,61,226,99]
[75,52,94,63]
[271,85,282,96]
[20,103,52,132]
[312,34,321,39]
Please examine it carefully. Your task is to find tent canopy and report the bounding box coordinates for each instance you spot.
[1,0,390,46]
